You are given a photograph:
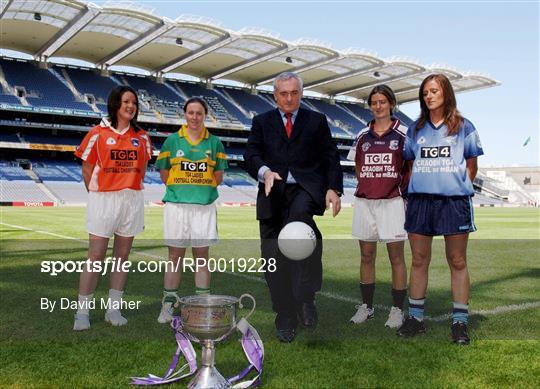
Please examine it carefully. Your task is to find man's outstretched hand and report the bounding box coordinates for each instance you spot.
[264,170,282,196]
[325,189,341,217]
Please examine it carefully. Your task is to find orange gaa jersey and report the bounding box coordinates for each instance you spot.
[75,120,152,192]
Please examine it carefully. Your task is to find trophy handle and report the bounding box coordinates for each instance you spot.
[214,294,257,343]
[238,293,256,322]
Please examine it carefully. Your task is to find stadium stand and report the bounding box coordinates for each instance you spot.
[123,75,182,103]
[218,88,274,117]
[62,66,119,110]
[222,168,257,187]
[308,99,363,135]
[0,94,22,105]
[144,169,163,185]
[479,168,540,204]
[122,74,185,121]
[340,103,372,125]
[218,186,257,204]
[0,132,20,142]
[224,146,245,160]
[1,59,92,112]
[33,165,77,182]
[394,111,414,127]
[472,192,507,207]
[473,173,510,200]
[45,182,87,204]
[0,180,54,202]
[0,165,31,180]
[174,82,247,126]
[24,134,80,146]
[0,56,418,142]
[142,183,166,203]
[45,161,83,182]
[343,174,357,189]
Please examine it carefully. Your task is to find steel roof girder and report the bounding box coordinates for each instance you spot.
[34,3,100,59]
[158,34,234,73]
[336,66,427,96]
[209,45,290,80]
[303,62,384,90]
[0,0,15,18]
[98,21,173,67]
[392,71,463,98]
[254,52,342,86]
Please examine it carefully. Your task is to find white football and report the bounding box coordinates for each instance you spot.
[278,221,317,261]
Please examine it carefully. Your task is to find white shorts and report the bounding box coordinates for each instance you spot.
[352,197,407,242]
[87,189,145,238]
[164,202,218,248]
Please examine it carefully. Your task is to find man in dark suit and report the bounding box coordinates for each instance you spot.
[244,72,343,342]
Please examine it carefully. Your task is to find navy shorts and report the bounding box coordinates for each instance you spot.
[405,194,476,236]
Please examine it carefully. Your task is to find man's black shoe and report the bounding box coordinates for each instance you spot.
[298,302,318,329]
[451,322,470,345]
[276,327,296,343]
[396,315,426,337]
[275,313,297,343]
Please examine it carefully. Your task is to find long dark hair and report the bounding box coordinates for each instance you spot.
[107,85,140,132]
[367,84,396,114]
[416,74,463,135]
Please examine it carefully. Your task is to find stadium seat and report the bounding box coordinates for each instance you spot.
[62,66,119,109]
[218,87,274,117]
[1,59,93,112]
[174,82,247,125]
[0,165,31,180]
[0,94,23,105]
[0,180,54,201]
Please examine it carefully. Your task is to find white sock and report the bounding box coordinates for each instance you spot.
[76,293,93,315]
[107,289,123,312]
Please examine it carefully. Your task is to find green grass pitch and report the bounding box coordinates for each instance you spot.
[1,207,539,388]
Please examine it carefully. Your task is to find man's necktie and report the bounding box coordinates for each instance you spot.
[285,112,293,138]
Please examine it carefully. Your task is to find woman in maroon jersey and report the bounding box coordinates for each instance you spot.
[347,84,409,328]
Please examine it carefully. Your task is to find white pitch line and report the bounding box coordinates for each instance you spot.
[1,222,87,243]
[428,301,540,322]
[2,222,539,321]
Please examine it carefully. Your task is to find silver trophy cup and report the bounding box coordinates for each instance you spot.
[178,294,256,389]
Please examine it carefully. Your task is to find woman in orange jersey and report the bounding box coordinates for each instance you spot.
[73,85,152,331]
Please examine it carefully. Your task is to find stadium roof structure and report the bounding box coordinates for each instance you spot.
[0,0,499,104]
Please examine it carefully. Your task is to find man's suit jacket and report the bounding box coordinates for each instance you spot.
[244,107,343,220]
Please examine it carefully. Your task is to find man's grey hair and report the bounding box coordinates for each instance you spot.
[273,72,304,92]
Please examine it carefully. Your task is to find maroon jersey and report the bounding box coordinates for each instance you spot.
[347,119,409,199]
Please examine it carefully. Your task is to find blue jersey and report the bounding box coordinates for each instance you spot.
[403,118,483,196]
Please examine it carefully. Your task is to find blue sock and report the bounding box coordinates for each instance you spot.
[408,297,425,321]
[452,302,469,324]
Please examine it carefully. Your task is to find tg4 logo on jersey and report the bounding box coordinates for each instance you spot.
[420,146,451,158]
[364,153,393,165]
[180,161,208,172]
[110,149,138,160]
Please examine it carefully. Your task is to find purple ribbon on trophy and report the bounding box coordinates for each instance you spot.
[227,318,264,388]
[131,294,264,388]
[131,316,197,385]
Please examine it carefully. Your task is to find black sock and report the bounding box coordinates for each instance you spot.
[391,288,407,310]
[360,283,375,309]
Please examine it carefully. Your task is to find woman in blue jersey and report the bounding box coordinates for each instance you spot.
[397,74,483,344]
